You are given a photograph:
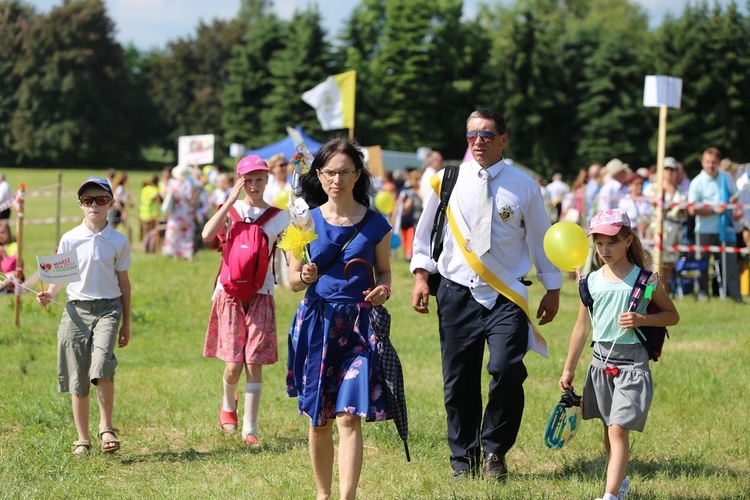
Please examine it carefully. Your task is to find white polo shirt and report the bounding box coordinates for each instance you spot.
[58,221,131,301]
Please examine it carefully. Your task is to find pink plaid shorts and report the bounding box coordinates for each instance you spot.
[203,290,278,365]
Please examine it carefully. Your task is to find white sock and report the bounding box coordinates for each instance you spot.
[603,493,618,500]
[618,477,629,498]
[222,377,237,412]
[242,382,262,438]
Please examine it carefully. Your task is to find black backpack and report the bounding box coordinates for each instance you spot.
[427,165,459,295]
[579,268,669,361]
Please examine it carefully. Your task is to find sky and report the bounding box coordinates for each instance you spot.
[26,0,741,50]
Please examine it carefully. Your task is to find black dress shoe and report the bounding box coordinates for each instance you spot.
[484,452,508,481]
[451,469,470,481]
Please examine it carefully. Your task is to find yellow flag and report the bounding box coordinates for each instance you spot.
[302,70,356,130]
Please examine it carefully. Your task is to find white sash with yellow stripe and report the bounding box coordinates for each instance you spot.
[444,196,548,358]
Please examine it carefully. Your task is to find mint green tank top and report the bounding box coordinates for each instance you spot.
[588,265,648,344]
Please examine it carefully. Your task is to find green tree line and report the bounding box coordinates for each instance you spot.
[0,0,748,178]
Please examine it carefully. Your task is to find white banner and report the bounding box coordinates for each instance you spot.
[178,134,215,166]
[229,143,245,158]
[643,75,682,109]
[37,250,81,284]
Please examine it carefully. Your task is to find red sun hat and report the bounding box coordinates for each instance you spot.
[588,208,631,236]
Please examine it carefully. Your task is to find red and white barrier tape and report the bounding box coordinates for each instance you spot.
[25,216,80,226]
[27,190,76,198]
[1,191,21,212]
[661,200,746,211]
[597,195,749,211]
[657,244,750,255]
[1,183,76,211]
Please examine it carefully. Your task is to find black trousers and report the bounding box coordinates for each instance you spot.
[435,277,528,472]
[695,233,741,300]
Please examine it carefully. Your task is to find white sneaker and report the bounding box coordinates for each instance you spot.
[618,477,629,499]
[595,493,618,500]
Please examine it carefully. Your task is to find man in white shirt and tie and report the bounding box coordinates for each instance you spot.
[410,108,562,481]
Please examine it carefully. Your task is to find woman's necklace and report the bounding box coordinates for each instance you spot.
[332,214,353,226]
[326,207,358,226]
[325,206,358,226]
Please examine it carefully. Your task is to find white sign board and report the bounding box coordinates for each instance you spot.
[643,75,682,109]
[416,147,432,162]
[37,250,81,284]
[178,134,215,165]
[229,143,245,158]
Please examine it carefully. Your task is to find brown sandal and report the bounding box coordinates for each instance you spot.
[72,440,91,457]
[99,427,120,453]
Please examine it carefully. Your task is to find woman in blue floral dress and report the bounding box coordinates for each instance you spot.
[287,136,393,500]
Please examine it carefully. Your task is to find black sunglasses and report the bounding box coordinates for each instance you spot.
[466,130,498,143]
[79,195,112,206]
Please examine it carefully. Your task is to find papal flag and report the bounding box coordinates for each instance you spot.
[302,70,356,131]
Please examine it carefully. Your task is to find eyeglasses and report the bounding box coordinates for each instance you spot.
[466,130,498,143]
[319,170,356,181]
[79,195,112,206]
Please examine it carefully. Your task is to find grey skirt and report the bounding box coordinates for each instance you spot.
[582,342,653,432]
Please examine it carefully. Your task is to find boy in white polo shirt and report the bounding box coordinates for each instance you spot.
[37,176,131,456]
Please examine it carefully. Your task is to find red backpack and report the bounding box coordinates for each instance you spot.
[216,206,281,302]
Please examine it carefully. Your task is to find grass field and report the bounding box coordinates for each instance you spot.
[1,168,749,499]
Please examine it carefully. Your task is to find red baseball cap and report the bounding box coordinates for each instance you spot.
[237,155,269,175]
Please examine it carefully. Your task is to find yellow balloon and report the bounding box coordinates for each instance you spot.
[543,222,590,272]
[274,190,290,210]
[374,191,395,214]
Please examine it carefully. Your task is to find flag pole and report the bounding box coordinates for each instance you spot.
[349,71,356,140]
[55,170,62,246]
[652,104,667,277]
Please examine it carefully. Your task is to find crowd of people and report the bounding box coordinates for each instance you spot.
[535,149,749,303]
[11,112,744,500]
[33,142,395,500]
[93,154,296,278]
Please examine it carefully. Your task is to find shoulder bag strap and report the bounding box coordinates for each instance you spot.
[430,165,459,261]
[629,267,658,357]
[317,210,374,276]
[253,206,282,227]
[578,274,594,314]
[628,268,652,312]
[227,205,243,223]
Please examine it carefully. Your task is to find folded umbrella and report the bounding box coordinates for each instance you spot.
[344,258,410,462]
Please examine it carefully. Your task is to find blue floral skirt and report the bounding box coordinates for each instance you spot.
[286,296,390,426]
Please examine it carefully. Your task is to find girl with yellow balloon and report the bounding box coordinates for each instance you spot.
[543,222,590,273]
